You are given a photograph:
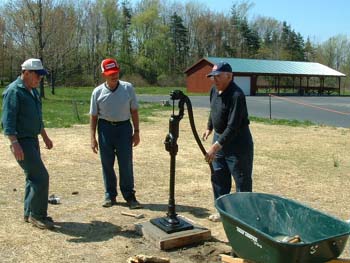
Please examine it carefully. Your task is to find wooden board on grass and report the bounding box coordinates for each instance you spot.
[220,254,350,263]
[135,216,211,250]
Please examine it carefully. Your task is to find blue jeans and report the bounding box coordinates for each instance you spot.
[211,132,253,200]
[98,119,135,201]
[17,137,49,219]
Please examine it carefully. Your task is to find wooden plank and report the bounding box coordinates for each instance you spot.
[220,254,251,263]
[135,216,211,250]
[220,254,350,263]
[159,229,211,250]
[327,259,350,263]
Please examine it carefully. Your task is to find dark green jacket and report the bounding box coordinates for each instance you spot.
[1,77,43,138]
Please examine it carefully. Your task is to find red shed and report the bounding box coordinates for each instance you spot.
[184,58,213,93]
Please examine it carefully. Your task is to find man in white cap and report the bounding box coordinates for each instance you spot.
[1,58,55,230]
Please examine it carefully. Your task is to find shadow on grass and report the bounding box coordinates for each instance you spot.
[53,220,139,243]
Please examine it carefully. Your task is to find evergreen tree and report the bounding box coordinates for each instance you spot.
[280,21,305,61]
[304,37,316,62]
[169,12,189,73]
[239,18,260,57]
[119,0,133,74]
[228,1,259,58]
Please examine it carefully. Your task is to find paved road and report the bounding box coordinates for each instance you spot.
[138,95,350,128]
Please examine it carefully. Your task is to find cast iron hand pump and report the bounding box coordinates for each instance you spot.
[151,90,213,233]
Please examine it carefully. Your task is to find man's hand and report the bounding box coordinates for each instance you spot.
[91,137,98,153]
[132,132,140,147]
[202,129,212,141]
[40,128,53,149]
[43,136,53,149]
[11,142,24,161]
[205,142,222,163]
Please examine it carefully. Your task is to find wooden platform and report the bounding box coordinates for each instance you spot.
[135,216,211,250]
[220,254,350,263]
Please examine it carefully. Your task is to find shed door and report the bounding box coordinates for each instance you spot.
[234,77,251,95]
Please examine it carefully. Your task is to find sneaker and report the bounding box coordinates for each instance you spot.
[102,198,117,208]
[126,196,142,209]
[29,217,54,230]
[45,216,54,223]
[208,213,221,222]
[25,215,53,223]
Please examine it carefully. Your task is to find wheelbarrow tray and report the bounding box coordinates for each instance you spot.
[216,193,350,263]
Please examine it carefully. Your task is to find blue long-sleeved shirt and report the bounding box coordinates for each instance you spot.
[1,77,43,138]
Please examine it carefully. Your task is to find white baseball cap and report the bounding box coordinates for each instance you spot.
[21,58,48,75]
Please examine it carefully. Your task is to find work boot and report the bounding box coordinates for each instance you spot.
[126,195,142,209]
[29,217,54,230]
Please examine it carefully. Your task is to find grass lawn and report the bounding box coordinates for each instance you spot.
[0,87,169,128]
[1,86,317,129]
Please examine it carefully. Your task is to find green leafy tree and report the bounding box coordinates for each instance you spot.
[317,35,350,71]
[131,0,172,83]
[99,0,120,55]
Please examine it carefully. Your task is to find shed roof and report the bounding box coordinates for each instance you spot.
[202,57,346,77]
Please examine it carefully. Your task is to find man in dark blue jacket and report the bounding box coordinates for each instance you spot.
[202,62,254,222]
[2,58,54,230]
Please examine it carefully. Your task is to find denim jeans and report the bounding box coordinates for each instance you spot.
[98,119,135,201]
[17,137,49,219]
[211,132,253,200]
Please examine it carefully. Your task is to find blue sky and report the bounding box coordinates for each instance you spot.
[180,0,350,43]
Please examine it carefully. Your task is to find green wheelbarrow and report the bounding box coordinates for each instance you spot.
[216,193,350,263]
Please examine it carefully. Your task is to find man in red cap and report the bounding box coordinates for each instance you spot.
[89,58,141,209]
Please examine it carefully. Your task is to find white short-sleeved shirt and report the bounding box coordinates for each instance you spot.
[89,80,139,122]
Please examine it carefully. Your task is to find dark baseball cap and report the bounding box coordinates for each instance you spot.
[207,62,232,77]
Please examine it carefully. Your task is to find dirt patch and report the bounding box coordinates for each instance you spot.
[0,108,349,262]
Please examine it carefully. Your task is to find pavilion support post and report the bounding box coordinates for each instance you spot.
[299,76,303,96]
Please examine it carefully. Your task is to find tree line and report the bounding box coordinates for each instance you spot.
[0,0,349,96]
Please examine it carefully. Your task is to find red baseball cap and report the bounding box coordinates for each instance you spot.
[101,58,120,76]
